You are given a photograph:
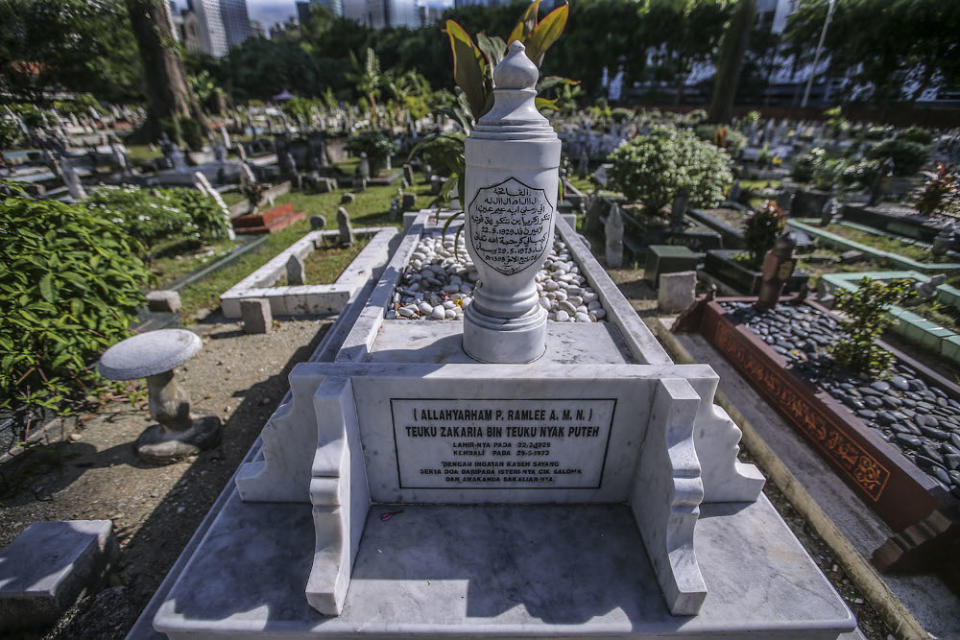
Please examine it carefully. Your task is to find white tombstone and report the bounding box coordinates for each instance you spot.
[462,41,561,364]
[193,172,236,240]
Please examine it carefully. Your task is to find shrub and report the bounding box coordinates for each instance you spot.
[792,147,827,183]
[914,162,959,216]
[840,159,883,189]
[743,201,785,269]
[694,125,746,156]
[346,130,397,161]
[830,277,911,375]
[608,125,732,213]
[0,116,22,149]
[83,186,229,250]
[897,125,933,146]
[0,197,152,416]
[867,137,930,176]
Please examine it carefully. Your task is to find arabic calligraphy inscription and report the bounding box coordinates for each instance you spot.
[468,177,553,275]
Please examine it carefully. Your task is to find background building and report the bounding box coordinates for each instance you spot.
[169,0,253,57]
[342,0,449,28]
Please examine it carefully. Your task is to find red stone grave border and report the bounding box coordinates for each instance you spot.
[679,297,956,539]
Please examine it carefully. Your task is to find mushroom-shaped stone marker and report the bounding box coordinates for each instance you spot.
[98,330,220,464]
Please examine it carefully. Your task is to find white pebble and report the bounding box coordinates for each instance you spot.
[556,310,570,322]
[430,306,445,320]
[418,302,433,315]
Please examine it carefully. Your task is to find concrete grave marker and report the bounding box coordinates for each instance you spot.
[337,207,354,246]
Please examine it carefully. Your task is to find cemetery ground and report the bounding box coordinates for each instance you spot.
[0,315,333,640]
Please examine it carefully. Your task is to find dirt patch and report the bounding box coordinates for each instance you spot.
[0,315,332,640]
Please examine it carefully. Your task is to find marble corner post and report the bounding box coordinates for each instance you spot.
[631,377,706,616]
[235,364,322,502]
[687,374,765,503]
[306,376,369,615]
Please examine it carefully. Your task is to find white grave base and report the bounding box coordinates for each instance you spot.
[151,491,855,639]
[137,214,855,639]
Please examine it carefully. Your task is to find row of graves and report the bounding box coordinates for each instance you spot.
[571,111,960,635]
[1,49,881,640]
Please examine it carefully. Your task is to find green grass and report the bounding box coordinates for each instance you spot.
[149,238,240,288]
[176,180,434,317]
[566,175,595,194]
[795,247,885,289]
[909,300,960,333]
[125,144,162,164]
[275,237,371,286]
[823,224,949,263]
[739,179,782,192]
[221,191,246,207]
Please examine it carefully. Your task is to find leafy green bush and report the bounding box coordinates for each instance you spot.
[914,162,959,216]
[346,130,398,161]
[694,125,746,156]
[608,125,732,212]
[0,197,152,415]
[830,277,910,374]
[84,186,229,249]
[840,159,883,189]
[897,125,933,146]
[791,147,827,183]
[0,116,22,149]
[867,138,930,176]
[743,201,785,269]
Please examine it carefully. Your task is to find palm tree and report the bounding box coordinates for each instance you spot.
[346,48,383,128]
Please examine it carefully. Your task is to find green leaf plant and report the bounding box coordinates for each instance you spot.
[409,0,572,252]
[830,277,911,375]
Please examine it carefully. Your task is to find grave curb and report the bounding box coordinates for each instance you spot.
[647,316,931,640]
[786,219,960,274]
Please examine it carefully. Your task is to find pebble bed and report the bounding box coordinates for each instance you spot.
[723,301,960,499]
[385,233,608,323]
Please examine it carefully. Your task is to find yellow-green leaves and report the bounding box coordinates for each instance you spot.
[508,0,541,45]
[445,20,490,121]
[522,2,569,67]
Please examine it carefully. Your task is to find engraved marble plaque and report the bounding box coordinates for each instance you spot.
[391,398,616,489]
[467,177,554,275]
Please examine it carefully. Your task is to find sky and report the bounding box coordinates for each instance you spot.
[245,0,298,28]
[170,1,298,29]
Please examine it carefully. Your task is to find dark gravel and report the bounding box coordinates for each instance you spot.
[722,301,960,499]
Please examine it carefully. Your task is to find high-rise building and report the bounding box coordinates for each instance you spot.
[342,0,436,28]
[220,0,253,49]
[184,0,252,57]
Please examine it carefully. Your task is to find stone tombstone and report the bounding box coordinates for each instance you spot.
[402,163,415,186]
[310,214,326,230]
[462,41,561,364]
[337,207,354,246]
[727,181,741,203]
[670,188,689,231]
[58,156,86,200]
[605,202,624,268]
[658,270,697,314]
[359,152,370,179]
[286,254,306,286]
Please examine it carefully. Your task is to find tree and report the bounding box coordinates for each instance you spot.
[783,0,960,107]
[708,0,755,123]
[124,0,207,144]
[346,48,384,127]
[0,0,142,102]
[644,0,733,105]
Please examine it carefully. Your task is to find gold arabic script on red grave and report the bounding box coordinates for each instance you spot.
[714,319,891,501]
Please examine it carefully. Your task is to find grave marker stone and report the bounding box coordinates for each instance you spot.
[286,254,305,285]
[605,202,624,268]
[337,207,354,246]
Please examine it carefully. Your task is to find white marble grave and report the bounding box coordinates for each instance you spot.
[139,41,853,639]
[139,212,855,640]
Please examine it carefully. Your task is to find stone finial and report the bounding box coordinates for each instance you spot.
[495,41,539,90]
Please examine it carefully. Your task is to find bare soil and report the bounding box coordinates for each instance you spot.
[0,314,332,640]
